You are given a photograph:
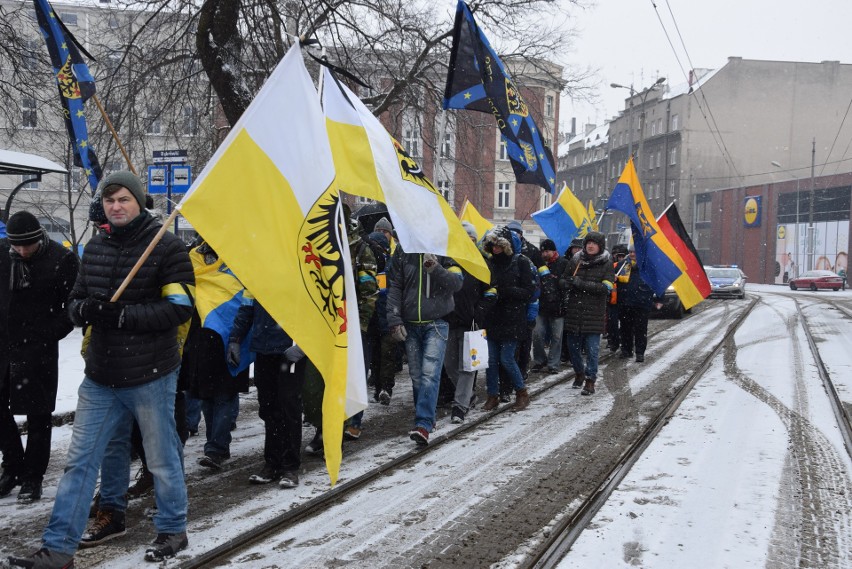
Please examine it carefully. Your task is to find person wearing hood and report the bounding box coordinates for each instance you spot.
[0,212,79,502]
[560,231,614,395]
[481,227,537,412]
[387,242,463,446]
[616,244,658,362]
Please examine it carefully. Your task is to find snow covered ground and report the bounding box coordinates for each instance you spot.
[4,284,852,568]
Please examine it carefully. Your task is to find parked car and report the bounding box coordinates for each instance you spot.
[650,285,687,319]
[788,270,844,291]
[705,266,747,299]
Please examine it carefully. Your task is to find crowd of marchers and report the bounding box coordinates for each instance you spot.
[0,171,659,569]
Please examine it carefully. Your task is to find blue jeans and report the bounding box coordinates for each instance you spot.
[486,339,525,395]
[202,393,239,457]
[405,320,449,431]
[42,371,187,555]
[566,333,601,382]
[532,315,564,369]
[185,391,202,432]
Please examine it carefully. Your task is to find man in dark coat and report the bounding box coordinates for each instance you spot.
[9,171,195,568]
[616,244,659,362]
[0,212,78,502]
[481,227,537,412]
[561,231,615,395]
[531,239,568,374]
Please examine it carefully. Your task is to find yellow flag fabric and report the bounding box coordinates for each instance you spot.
[459,199,493,241]
[322,70,490,284]
[178,44,366,486]
[588,200,599,231]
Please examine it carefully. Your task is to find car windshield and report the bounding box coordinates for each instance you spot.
[707,269,741,279]
[800,270,837,278]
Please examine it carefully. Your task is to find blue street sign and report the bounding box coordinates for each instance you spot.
[171,165,192,194]
[148,165,168,194]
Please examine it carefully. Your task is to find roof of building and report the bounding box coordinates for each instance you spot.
[558,123,609,158]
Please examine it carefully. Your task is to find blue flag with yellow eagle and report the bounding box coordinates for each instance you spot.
[32,0,102,192]
[443,0,556,194]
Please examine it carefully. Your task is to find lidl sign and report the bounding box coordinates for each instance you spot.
[743,196,761,227]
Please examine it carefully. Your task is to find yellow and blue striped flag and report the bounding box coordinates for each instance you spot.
[531,184,594,254]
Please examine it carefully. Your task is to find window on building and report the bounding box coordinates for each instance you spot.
[649,154,654,170]
[440,132,452,159]
[24,39,40,68]
[60,12,78,26]
[669,147,677,165]
[145,105,161,135]
[545,94,554,118]
[669,180,676,197]
[671,114,679,131]
[108,14,120,29]
[403,126,420,157]
[650,121,656,137]
[611,164,616,178]
[22,96,37,128]
[20,175,40,190]
[437,180,452,203]
[497,182,511,209]
[656,151,662,168]
[498,139,509,161]
[541,192,552,209]
[695,196,712,223]
[657,119,663,134]
[181,106,198,136]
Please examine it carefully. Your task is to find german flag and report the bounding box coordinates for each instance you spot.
[657,202,711,309]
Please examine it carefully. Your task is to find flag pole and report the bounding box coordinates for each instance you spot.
[92,94,136,175]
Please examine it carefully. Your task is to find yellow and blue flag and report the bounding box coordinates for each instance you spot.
[178,43,366,486]
[32,0,101,191]
[606,159,682,296]
[459,199,493,243]
[442,0,556,194]
[323,69,490,284]
[587,200,599,231]
[189,247,254,375]
[531,183,594,254]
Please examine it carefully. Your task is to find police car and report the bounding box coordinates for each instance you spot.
[704,265,747,299]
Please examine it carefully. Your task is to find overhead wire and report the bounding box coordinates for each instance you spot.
[650,0,745,187]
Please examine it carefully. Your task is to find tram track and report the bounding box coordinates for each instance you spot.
[526,297,759,569]
[174,299,748,568]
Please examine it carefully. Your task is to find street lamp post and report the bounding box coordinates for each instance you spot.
[771,161,801,279]
[611,77,666,177]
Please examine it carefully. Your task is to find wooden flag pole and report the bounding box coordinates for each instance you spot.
[92,94,136,175]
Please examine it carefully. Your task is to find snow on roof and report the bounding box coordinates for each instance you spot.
[0,149,67,176]
[558,123,609,158]
[662,67,720,101]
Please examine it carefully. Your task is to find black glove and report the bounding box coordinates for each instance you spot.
[561,276,574,288]
[284,344,305,363]
[571,277,586,289]
[227,341,241,367]
[78,295,125,329]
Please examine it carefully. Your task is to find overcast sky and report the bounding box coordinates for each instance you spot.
[562,0,852,131]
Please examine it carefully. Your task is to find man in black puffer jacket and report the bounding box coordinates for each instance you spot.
[11,171,195,569]
[560,231,614,396]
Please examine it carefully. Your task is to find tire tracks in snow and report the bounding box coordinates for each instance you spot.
[723,301,852,568]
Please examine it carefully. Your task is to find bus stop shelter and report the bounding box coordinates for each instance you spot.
[1,148,68,225]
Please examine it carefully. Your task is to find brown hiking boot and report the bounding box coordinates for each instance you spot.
[572,371,585,389]
[483,395,500,411]
[581,380,596,395]
[512,388,530,411]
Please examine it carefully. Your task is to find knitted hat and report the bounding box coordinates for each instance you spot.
[540,238,557,252]
[99,170,146,209]
[6,211,44,246]
[583,231,606,250]
[611,244,628,256]
[461,221,478,240]
[374,217,393,233]
[506,220,524,235]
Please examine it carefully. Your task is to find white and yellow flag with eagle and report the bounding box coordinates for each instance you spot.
[322,69,490,284]
[178,43,366,486]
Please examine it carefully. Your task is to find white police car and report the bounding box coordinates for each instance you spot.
[705,266,747,299]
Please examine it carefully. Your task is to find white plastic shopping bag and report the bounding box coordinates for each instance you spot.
[462,329,489,372]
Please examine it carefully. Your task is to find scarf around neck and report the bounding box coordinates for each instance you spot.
[9,230,48,291]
